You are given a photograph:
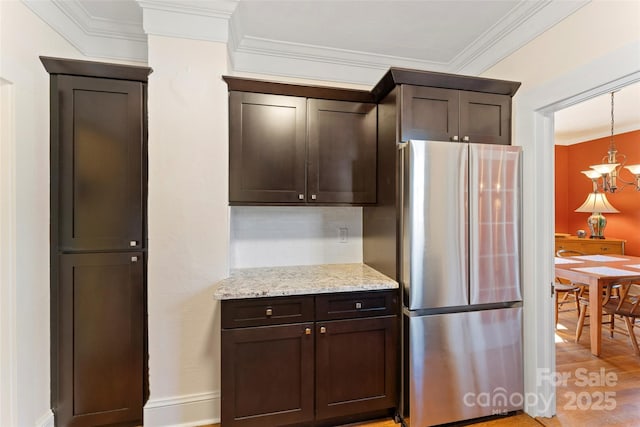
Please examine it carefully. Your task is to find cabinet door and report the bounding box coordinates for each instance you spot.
[307,100,377,204]
[400,85,459,142]
[459,91,511,145]
[221,323,315,427]
[57,253,144,427]
[229,92,307,203]
[315,316,397,420]
[57,75,143,251]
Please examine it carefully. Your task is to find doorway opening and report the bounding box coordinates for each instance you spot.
[548,81,640,426]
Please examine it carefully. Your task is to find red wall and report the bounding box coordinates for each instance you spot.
[555,146,569,232]
[555,130,640,256]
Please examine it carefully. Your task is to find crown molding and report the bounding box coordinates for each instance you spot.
[22,0,147,63]
[137,0,237,43]
[227,0,590,84]
[453,0,590,75]
[23,0,589,85]
[229,35,446,86]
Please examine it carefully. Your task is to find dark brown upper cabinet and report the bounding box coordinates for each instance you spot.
[229,92,307,203]
[55,75,144,251]
[308,99,377,204]
[401,85,511,145]
[224,76,377,206]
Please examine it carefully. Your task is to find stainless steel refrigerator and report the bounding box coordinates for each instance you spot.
[399,140,523,426]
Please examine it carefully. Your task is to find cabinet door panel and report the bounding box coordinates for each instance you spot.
[459,91,510,145]
[400,85,458,142]
[58,253,144,427]
[229,92,307,203]
[58,76,143,251]
[221,323,314,427]
[308,100,377,204]
[316,316,397,420]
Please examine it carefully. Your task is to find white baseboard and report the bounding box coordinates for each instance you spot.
[35,410,54,427]
[144,391,220,427]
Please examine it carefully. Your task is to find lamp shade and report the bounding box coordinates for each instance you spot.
[590,163,619,175]
[624,164,640,175]
[581,170,602,179]
[574,192,620,213]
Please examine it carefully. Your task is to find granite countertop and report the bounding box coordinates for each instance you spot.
[213,263,398,300]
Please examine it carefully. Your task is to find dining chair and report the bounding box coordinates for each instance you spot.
[554,250,585,327]
[599,282,640,355]
[562,250,622,344]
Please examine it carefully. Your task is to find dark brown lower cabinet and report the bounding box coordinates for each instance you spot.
[56,253,144,427]
[220,291,398,427]
[221,323,315,427]
[315,316,397,420]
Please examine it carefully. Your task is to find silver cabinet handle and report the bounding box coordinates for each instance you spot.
[311,194,317,200]
[462,136,470,142]
[130,240,138,247]
[305,327,312,335]
[265,308,273,316]
[320,326,327,334]
[298,194,304,200]
[355,302,362,309]
[131,256,138,262]
[452,135,459,142]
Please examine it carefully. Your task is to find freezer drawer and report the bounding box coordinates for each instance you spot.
[404,307,523,426]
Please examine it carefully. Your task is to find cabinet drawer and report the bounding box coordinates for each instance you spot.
[316,290,398,321]
[222,296,314,329]
[555,239,624,255]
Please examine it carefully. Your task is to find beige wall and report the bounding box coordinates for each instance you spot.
[144,35,229,425]
[482,1,640,90]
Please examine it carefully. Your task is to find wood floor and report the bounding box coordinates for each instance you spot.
[206,309,640,427]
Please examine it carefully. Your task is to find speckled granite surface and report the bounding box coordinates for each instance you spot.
[213,263,398,300]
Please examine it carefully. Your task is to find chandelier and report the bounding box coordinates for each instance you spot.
[581,91,640,192]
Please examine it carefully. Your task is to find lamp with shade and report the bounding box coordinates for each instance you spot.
[574,191,619,239]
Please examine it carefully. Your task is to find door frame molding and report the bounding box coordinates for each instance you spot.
[0,77,18,427]
[518,40,640,417]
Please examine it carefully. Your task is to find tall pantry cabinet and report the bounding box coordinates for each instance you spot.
[41,57,151,427]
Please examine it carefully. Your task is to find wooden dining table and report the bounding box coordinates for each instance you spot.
[554,254,640,356]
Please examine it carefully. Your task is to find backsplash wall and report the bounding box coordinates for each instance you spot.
[230,206,363,268]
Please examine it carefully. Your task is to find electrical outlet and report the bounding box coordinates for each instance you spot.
[339,227,348,243]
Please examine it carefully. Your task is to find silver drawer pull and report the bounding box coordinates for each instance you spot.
[311,194,317,200]
[298,194,304,200]
[305,327,312,335]
[265,308,273,316]
[462,136,470,142]
[131,256,138,263]
[320,326,326,334]
[355,302,362,309]
[130,240,138,247]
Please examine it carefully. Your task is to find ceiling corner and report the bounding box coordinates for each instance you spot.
[22,0,148,63]
[453,0,591,75]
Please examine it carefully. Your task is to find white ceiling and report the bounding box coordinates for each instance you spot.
[554,81,640,145]
[23,0,640,142]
